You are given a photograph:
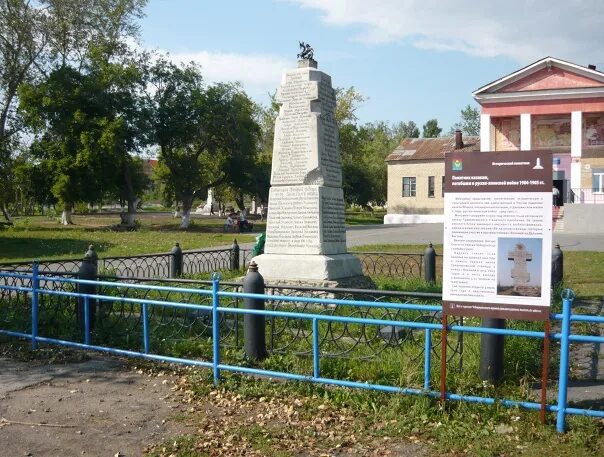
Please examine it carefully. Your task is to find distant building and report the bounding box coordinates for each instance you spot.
[474,56,604,207]
[385,132,479,224]
[385,57,604,230]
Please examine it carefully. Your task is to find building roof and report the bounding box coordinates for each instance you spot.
[473,56,604,104]
[385,136,480,163]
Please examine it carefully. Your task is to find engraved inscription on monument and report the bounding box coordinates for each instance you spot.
[271,69,342,187]
[264,186,347,255]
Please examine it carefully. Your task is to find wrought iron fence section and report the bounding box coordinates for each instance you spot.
[100,253,171,277]
[0,249,437,280]
[0,258,81,274]
[353,252,424,278]
[183,249,232,275]
[261,284,457,360]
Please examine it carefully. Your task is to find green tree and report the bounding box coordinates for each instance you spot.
[149,60,260,228]
[450,104,480,136]
[0,0,48,222]
[422,118,442,138]
[392,120,420,140]
[13,153,57,214]
[334,86,367,126]
[0,0,147,223]
[19,51,148,224]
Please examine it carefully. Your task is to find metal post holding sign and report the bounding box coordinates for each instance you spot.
[479,318,505,384]
[440,313,448,402]
[540,320,551,424]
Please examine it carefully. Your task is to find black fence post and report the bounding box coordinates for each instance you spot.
[77,252,98,336]
[480,318,505,384]
[424,242,436,283]
[552,244,564,289]
[231,239,240,271]
[170,242,183,278]
[243,261,266,361]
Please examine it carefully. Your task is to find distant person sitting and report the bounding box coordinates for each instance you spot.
[225,214,234,232]
[238,211,252,232]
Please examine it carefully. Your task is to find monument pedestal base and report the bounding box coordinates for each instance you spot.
[252,253,363,282]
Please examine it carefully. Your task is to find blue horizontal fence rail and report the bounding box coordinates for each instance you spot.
[0,264,602,434]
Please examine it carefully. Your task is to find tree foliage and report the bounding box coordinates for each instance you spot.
[450,104,480,136]
[0,0,147,223]
[422,118,442,138]
[149,59,260,227]
[392,120,420,140]
[334,87,398,208]
[18,49,148,223]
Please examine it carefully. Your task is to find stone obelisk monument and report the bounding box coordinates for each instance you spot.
[253,46,363,283]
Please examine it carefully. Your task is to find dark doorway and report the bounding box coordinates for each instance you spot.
[553,179,564,206]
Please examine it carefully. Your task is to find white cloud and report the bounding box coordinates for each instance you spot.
[166,50,288,97]
[293,0,604,64]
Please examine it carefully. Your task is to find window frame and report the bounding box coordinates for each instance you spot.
[593,172,604,193]
[402,177,416,197]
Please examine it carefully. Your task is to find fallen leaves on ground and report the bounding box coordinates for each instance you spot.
[146,371,426,457]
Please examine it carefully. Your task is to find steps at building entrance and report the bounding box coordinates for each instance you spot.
[553,206,565,232]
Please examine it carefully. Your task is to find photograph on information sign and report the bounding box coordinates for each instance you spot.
[496,237,543,298]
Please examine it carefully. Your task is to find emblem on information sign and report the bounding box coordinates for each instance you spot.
[452,158,463,171]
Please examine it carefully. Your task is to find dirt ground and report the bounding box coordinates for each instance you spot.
[0,355,189,457]
[0,352,430,457]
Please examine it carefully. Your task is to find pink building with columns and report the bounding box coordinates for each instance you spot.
[473,56,604,205]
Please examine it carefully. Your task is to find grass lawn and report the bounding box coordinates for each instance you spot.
[0,213,260,262]
[344,210,386,225]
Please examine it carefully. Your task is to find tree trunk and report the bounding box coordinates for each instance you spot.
[122,164,138,226]
[61,203,74,225]
[0,204,12,225]
[234,194,245,212]
[180,195,194,229]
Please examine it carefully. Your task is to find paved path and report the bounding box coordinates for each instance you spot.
[345,223,604,251]
[0,357,188,457]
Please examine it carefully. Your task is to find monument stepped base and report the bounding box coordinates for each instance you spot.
[262,275,375,291]
[253,253,363,282]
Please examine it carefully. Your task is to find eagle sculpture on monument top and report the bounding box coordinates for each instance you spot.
[297,41,314,60]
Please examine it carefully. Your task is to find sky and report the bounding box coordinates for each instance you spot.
[138,0,604,133]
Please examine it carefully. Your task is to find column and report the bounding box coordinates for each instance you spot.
[570,111,583,194]
[480,114,491,152]
[520,113,531,151]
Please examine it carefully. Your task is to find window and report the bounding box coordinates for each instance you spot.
[442,176,445,197]
[402,177,416,197]
[428,176,435,198]
[593,171,604,193]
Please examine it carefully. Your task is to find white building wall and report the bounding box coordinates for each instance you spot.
[520,113,531,151]
[480,114,491,151]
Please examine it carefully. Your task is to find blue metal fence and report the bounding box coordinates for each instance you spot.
[1,264,603,434]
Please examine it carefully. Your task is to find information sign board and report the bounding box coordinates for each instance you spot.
[443,150,553,321]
